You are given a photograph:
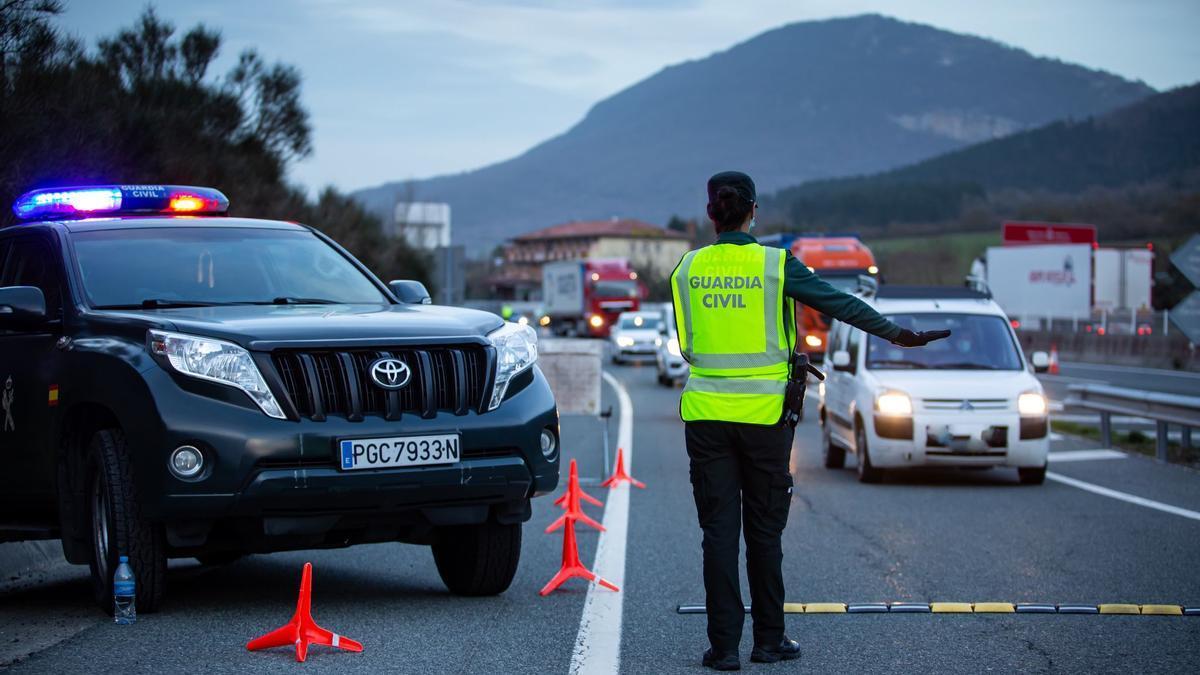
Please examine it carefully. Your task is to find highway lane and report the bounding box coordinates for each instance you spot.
[4,362,1199,673]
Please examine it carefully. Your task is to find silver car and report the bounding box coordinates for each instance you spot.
[655,304,688,385]
[610,310,663,364]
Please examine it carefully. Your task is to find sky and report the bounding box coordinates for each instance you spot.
[57,0,1200,194]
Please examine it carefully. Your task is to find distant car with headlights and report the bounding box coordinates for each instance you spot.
[609,310,663,364]
[0,185,558,614]
[655,304,687,385]
[818,285,1050,484]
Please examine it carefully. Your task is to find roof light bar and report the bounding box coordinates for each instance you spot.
[13,185,229,220]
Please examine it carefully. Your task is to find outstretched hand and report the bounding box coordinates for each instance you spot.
[891,328,952,348]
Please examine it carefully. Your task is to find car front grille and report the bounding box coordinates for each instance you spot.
[921,398,1009,412]
[271,346,493,421]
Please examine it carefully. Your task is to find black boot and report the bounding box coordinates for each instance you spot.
[750,636,801,663]
[702,647,741,671]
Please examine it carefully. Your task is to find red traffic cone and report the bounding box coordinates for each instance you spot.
[554,459,603,509]
[246,562,363,662]
[600,448,645,489]
[539,518,619,596]
[1048,343,1060,375]
[546,465,605,533]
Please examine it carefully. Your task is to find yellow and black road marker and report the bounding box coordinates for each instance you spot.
[677,603,1200,616]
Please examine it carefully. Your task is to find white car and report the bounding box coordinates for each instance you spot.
[819,285,1051,484]
[609,310,663,364]
[655,304,688,386]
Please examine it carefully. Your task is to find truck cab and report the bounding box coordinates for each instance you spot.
[790,236,878,361]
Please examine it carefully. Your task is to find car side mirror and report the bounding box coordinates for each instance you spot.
[389,280,432,305]
[1030,351,1050,373]
[831,350,852,371]
[0,286,47,324]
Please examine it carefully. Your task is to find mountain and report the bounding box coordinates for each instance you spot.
[767,83,1200,232]
[353,14,1153,253]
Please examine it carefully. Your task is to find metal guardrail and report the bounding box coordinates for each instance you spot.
[1065,384,1199,461]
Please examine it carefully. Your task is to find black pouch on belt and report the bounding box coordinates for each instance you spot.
[783,352,824,428]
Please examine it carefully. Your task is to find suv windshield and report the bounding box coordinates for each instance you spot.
[619,315,661,330]
[866,313,1023,371]
[72,227,389,308]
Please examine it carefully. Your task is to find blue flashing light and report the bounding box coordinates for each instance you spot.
[12,185,229,221]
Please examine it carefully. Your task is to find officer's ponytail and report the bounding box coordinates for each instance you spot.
[707,185,753,233]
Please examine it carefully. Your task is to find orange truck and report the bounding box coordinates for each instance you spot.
[761,234,878,362]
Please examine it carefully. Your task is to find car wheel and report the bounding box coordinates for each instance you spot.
[1018,465,1047,485]
[855,423,883,484]
[822,417,845,469]
[86,429,167,614]
[432,522,522,596]
[195,552,245,566]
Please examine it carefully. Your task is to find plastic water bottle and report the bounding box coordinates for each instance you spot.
[113,556,136,624]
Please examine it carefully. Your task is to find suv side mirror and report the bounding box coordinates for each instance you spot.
[389,280,432,305]
[1030,351,1050,373]
[0,286,47,324]
[831,350,852,371]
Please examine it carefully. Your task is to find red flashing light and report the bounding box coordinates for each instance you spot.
[1146,242,1154,251]
[1091,241,1099,250]
[1010,319,1021,329]
[1097,327,1106,336]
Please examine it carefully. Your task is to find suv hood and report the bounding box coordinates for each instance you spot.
[97,303,503,349]
[868,369,1039,400]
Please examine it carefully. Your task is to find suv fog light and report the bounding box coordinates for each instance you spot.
[540,428,559,461]
[169,445,204,479]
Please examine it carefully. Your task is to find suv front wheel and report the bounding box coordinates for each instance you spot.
[86,429,167,614]
[431,522,522,596]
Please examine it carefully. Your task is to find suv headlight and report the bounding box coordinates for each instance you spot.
[875,390,913,416]
[149,330,286,419]
[1018,391,1047,416]
[667,337,681,357]
[487,322,538,410]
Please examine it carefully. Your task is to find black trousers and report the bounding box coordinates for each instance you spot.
[685,420,795,652]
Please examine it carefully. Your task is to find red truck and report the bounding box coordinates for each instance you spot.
[542,259,642,337]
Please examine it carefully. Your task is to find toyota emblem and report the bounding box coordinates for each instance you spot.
[369,358,411,390]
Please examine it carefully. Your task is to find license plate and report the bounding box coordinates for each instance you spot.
[339,433,461,471]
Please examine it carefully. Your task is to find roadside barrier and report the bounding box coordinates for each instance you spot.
[547,459,605,533]
[539,519,619,596]
[247,562,363,662]
[676,602,1199,616]
[600,448,645,489]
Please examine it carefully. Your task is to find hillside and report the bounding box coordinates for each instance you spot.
[769,83,1200,231]
[354,14,1152,253]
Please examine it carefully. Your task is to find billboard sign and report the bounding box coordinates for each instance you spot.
[986,244,1092,318]
[1002,221,1097,247]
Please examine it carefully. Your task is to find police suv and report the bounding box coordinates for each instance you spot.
[0,185,559,613]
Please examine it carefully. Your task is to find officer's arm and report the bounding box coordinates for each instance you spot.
[782,254,901,341]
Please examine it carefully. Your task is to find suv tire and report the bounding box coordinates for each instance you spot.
[432,522,522,596]
[855,423,883,484]
[822,417,845,469]
[1018,465,1047,485]
[86,429,167,614]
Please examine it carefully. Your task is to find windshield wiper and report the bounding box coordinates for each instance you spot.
[95,299,241,310]
[867,359,928,369]
[267,297,339,305]
[932,362,1000,370]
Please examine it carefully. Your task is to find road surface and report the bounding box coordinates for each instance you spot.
[3,362,1198,673]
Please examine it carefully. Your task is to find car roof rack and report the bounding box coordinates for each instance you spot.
[874,285,991,300]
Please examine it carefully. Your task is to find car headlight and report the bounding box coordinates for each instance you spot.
[487,321,538,410]
[616,336,635,347]
[1018,391,1047,416]
[149,330,285,419]
[667,337,681,357]
[875,390,913,416]
[588,314,604,328]
[804,334,822,348]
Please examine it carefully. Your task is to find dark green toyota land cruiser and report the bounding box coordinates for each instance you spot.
[0,185,559,613]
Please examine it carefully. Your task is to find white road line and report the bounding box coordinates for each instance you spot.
[570,371,633,675]
[1046,472,1200,522]
[1047,449,1126,462]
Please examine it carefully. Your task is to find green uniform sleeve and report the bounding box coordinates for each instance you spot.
[783,253,901,340]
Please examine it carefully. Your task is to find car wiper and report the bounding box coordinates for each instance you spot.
[268,297,339,305]
[95,299,240,309]
[866,359,928,369]
[933,362,999,370]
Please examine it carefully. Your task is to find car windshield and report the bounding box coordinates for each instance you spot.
[72,227,389,308]
[866,313,1023,371]
[619,315,661,330]
[820,274,865,293]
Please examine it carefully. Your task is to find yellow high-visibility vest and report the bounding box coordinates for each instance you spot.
[670,242,795,424]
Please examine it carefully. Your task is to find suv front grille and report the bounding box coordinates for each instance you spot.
[272,346,493,421]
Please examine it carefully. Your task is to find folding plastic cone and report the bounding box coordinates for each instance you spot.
[546,464,604,533]
[539,519,619,596]
[600,448,645,489]
[246,562,363,662]
[554,459,602,508]
[1048,344,1060,375]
